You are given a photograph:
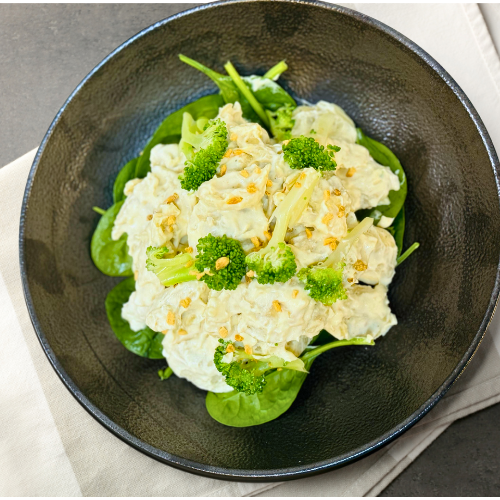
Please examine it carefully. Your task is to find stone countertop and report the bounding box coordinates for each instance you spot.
[1,4,499,496]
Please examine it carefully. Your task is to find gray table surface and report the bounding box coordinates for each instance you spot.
[1,4,499,496]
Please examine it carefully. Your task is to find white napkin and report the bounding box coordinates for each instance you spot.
[1,3,499,496]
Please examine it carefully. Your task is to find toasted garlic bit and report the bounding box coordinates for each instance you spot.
[299,172,307,181]
[265,190,271,196]
[180,298,191,308]
[353,260,368,271]
[226,344,235,353]
[333,189,342,196]
[347,278,354,283]
[305,228,313,239]
[240,169,249,178]
[324,237,338,250]
[322,213,334,224]
[220,164,227,176]
[295,182,302,188]
[161,330,168,335]
[251,236,261,248]
[292,289,299,298]
[227,196,243,205]
[167,215,176,226]
[264,230,272,240]
[219,326,228,338]
[245,275,252,283]
[244,345,252,355]
[147,214,153,221]
[329,240,338,250]
[233,149,244,155]
[215,256,230,270]
[166,311,175,325]
[337,206,345,218]
[184,246,193,253]
[235,334,244,341]
[272,300,282,312]
[324,190,331,201]
[247,183,257,194]
[282,139,290,146]
[223,149,233,158]
[255,167,261,174]
[178,329,187,336]
[266,179,273,187]
[346,167,356,177]
[230,133,238,141]
[246,270,255,278]
[134,271,139,280]
[166,193,179,203]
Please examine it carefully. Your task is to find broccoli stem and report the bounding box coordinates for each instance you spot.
[264,60,288,80]
[323,217,374,267]
[301,337,374,367]
[155,253,197,286]
[397,242,420,265]
[224,61,271,128]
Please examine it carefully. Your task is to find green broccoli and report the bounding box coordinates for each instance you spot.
[246,168,321,284]
[298,217,374,305]
[178,112,228,191]
[146,234,246,290]
[267,104,295,142]
[214,339,306,395]
[283,136,341,171]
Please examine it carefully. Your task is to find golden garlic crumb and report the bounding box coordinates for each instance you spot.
[266,179,273,187]
[245,275,252,283]
[220,164,227,176]
[272,300,282,312]
[167,215,176,226]
[147,214,153,221]
[337,206,345,218]
[226,344,235,353]
[292,289,299,298]
[347,278,354,283]
[300,172,307,181]
[235,334,244,341]
[295,182,302,188]
[223,149,233,158]
[255,167,261,174]
[346,167,356,177]
[134,271,139,280]
[230,133,238,141]
[166,311,175,325]
[227,196,243,205]
[247,183,257,193]
[353,260,368,271]
[265,190,271,196]
[244,345,252,355]
[251,236,261,248]
[305,228,312,239]
[264,230,272,240]
[329,240,338,250]
[215,256,230,270]
[324,190,331,201]
[180,298,191,308]
[282,139,290,146]
[322,213,334,224]
[240,169,249,178]
[167,225,174,233]
[246,270,255,278]
[333,189,341,196]
[233,149,244,155]
[219,326,228,338]
[161,330,168,335]
[178,329,187,336]
[166,193,179,203]
[185,247,193,253]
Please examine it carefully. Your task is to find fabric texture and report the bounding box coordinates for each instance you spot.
[1,3,500,496]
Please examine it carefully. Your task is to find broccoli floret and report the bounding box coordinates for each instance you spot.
[297,217,374,305]
[298,264,347,305]
[194,234,246,291]
[246,168,320,284]
[178,112,228,191]
[146,234,246,290]
[267,104,295,142]
[283,136,341,171]
[214,339,306,395]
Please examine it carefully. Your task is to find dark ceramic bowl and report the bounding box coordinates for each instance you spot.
[19,0,500,481]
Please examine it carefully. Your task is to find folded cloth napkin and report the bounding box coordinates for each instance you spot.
[1,3,499,497]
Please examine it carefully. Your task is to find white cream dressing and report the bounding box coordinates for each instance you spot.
[111,101,401,392]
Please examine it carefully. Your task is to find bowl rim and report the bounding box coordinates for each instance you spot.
[19,0,500,482]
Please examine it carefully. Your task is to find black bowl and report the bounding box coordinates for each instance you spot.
[19,0,500,481]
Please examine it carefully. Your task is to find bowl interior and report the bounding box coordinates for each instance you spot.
[20,0,500,479]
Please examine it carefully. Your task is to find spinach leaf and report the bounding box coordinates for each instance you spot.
[387,206,405,257]
[355,128,407,223]
[105,277,165,359]
[113,157,139,204]
[90,201,133,277]
[206,337,373,427]
[179,55,296,128]
[134,93,225,180]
